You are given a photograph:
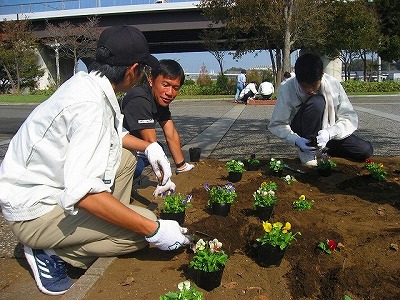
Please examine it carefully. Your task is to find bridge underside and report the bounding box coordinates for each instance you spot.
[30,8,229,54]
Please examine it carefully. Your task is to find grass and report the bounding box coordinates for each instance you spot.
[0,94,48,103]
[0,92,398,104]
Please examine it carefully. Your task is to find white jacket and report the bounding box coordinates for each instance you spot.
[258,81,274,95]
[239,83,258,99]
[0,71,127,221]
[268,74,358,145]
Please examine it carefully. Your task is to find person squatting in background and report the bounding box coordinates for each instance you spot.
[268,53,373,166]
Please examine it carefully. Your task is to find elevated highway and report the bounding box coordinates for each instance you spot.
[0,1,224,54]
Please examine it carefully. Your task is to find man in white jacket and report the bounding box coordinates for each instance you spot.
[268,53,373,166]
[0,26,189,296]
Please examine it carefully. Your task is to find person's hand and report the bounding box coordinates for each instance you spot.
[317,129,330,149]
[153,178,176,197]
[295,137,316,152]
[144,142,172,185]
[145,220,190,251]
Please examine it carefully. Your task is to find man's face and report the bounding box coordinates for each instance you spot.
[299,80,321,95]
[149,74,181,107]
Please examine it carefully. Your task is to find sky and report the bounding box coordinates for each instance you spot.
[154,51,273,74]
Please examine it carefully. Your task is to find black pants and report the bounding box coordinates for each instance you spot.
[240,91,255,103]
[290,95,373,161]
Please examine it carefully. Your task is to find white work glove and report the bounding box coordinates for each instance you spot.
[153,178,176,197]
[144,142,172,185]
[295,137,316,152]
[145,220,190,251]
[317,129,330,149]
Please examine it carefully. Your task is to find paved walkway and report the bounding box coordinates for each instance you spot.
[0,95,399,299]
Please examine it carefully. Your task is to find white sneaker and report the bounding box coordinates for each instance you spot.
[297,149,317,166]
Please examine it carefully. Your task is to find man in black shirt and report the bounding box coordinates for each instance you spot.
[121,60,194,195]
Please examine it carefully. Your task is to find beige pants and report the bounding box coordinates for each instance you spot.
[9,148,157,269]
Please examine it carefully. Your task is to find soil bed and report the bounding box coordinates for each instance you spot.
[85,157,400,300]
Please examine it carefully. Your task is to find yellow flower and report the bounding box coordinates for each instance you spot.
[299,195,306,201]
[379,163,384,168]
[273,222,283,229]
[262,221,272,233]
[282,222,291,233]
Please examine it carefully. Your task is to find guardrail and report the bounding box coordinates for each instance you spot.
[0,0,191,15]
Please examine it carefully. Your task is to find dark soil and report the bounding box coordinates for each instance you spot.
[83,156,400,300]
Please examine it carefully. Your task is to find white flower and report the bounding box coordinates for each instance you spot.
[209,238,223,253]
[178,280,191,291]
[194,239,206,252]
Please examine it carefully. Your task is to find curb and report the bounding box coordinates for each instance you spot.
[61,257,116,300]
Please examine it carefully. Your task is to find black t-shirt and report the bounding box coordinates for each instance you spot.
[121,84,171,138]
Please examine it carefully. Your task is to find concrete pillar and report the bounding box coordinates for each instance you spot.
[36,44,75,89]
[322,56,342,82]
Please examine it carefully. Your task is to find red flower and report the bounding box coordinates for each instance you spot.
[365,158,373,163]
[327,239,337,252]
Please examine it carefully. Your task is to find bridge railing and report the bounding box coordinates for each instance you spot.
[0,0,192,15]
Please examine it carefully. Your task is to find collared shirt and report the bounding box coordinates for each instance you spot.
[0,71,127,221]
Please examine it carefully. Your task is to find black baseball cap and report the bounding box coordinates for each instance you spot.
[96,25,159,68]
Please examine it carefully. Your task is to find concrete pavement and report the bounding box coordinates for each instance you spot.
[0,95,399,299]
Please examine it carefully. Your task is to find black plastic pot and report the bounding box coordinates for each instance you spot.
[159,211,185,225]
[257,243,286,267]
[194,267,224,291]
[211,202,231,216]
[228,171,242,182]
[255,205,274,221]
[189,147,201,162]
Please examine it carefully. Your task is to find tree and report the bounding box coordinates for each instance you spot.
[373,0,400,62]
[200,28,230,75]
[196,63,212,86]
[324,0,381,81]
[0,18,43,94]
[44,17,101,75]
[199,0,333,89]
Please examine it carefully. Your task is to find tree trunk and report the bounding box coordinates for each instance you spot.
[282,0,293,75]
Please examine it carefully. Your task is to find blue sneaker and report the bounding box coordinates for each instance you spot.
[24,246,73,295]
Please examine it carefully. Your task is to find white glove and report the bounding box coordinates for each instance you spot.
[145,220,190,251]
[153,178,176,197]
[144,142,172,185]
[295,137,316,152]
[317,129,330,149]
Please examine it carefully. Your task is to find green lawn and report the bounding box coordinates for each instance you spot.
[0,94,48,103]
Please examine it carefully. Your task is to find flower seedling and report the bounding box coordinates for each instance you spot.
[317,239,338,254]
[317,153,337,170]
[253,181,278,208]
[365,158,387,181]
[160,281,203,300]
[257,221,301,250]
[282,174,296,184]
[269,158,284,172]
[189,239,228,272]
[226,160,245,173]
[161,190,192,213]
[204,182,238,205]
[246,153,260,165]
[293,194,314,211]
